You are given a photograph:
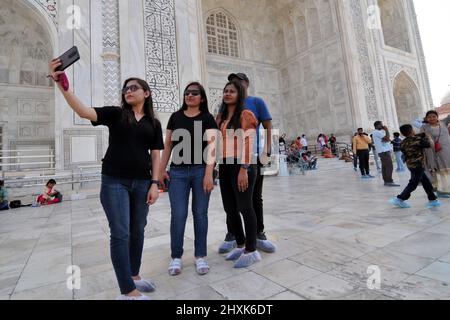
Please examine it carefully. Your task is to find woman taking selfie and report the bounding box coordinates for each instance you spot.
[49,58,164,300]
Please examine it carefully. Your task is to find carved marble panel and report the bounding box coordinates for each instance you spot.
[102,0,121,106]
[350,0,379,121]
[18,122,51,138]
[208,88,223,116]
[387,61,419,85]
[144,0,180,113]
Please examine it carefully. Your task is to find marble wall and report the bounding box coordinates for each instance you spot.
[0,0,434,174]
[0,0,55,161]
[202,0,352,139]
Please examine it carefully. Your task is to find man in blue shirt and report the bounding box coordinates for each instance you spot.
[372,121,400,187]
[217,73,276,254]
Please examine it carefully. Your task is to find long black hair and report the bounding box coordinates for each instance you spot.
[181,82,210,114]
[218,80,246,130]
[121,78,157,126]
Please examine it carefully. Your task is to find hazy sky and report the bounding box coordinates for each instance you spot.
[414,0,450,106]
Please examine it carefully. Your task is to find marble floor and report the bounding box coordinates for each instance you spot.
[1,158,450,300]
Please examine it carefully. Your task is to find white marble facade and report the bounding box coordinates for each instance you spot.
[0,0,433,172]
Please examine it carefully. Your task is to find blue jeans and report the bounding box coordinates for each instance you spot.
[168,165,210,259]
[100,175,151,295]
[394,151,405,171]
[0,200,9,211]
[373,150,381,170]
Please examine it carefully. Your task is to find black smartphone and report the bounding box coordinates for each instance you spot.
[55,46,80,71]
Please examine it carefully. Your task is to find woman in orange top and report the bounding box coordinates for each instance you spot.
[217,80,261,268]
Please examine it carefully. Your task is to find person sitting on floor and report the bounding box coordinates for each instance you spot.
[322,146,335,158]
[36,179,63,206]
[0,180,9,211]
[339,149,354,162]
[302,151,318,170]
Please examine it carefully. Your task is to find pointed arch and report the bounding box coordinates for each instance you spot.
[393,71,422,125]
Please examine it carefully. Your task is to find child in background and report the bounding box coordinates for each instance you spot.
[36,179,62,205]
[392,132,405,172]
[389,125,441,209]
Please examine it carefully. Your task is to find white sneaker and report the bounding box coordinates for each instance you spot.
[116,294,152,300]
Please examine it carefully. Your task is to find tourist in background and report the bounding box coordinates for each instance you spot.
[36,179,62,205]
[421,110,450,198]
[0,180,9,211]
[389,124,440,209]
[372,121,400,187]
[352,128,374,179]
[300,134,308,151]
[370,134,382,172]
[392,132,405,172]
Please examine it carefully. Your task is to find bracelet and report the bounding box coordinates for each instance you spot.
[150,180,159,186]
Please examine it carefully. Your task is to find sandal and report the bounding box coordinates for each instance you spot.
[168,258,182,276]
[195,258,210,275]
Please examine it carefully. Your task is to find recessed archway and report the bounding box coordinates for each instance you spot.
[0,0,56,170]
[393,71,422,126]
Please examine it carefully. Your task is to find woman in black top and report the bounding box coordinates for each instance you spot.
[49,59,163,300]
[159,82,218,276]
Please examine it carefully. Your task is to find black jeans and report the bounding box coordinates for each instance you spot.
[357,149,370,175]
[379,151,394,183]
[225,160,265,237]
[219,163,257,252]
[398,166,437,201]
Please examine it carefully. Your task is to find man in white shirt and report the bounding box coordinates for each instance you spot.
[300,135,308,151]
[372,121,400,187]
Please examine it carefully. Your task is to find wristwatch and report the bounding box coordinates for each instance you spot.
[150,180,159,186]
[240,164,250,170]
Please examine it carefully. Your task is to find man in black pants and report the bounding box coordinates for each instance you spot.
[352,128,374,179]
[217,73,276,254]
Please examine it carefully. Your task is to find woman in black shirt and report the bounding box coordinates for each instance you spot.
[159,82,217,276]
[49,59,163,300]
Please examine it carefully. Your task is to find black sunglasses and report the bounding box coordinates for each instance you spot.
[184,90,201,96]
[122,84,143,94]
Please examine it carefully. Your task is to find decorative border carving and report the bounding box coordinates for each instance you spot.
[33,0,57,26]
[208,88,223,116]
[407,0,434,108]
[102,0,121,106]
[350,0,379,121]
[387,61,418,84]
[144,0,180,113]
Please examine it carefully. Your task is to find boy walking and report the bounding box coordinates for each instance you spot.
[389,124,441,209]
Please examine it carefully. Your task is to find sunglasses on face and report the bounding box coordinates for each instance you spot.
[184,90,201,97]
[122,85,143,94]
